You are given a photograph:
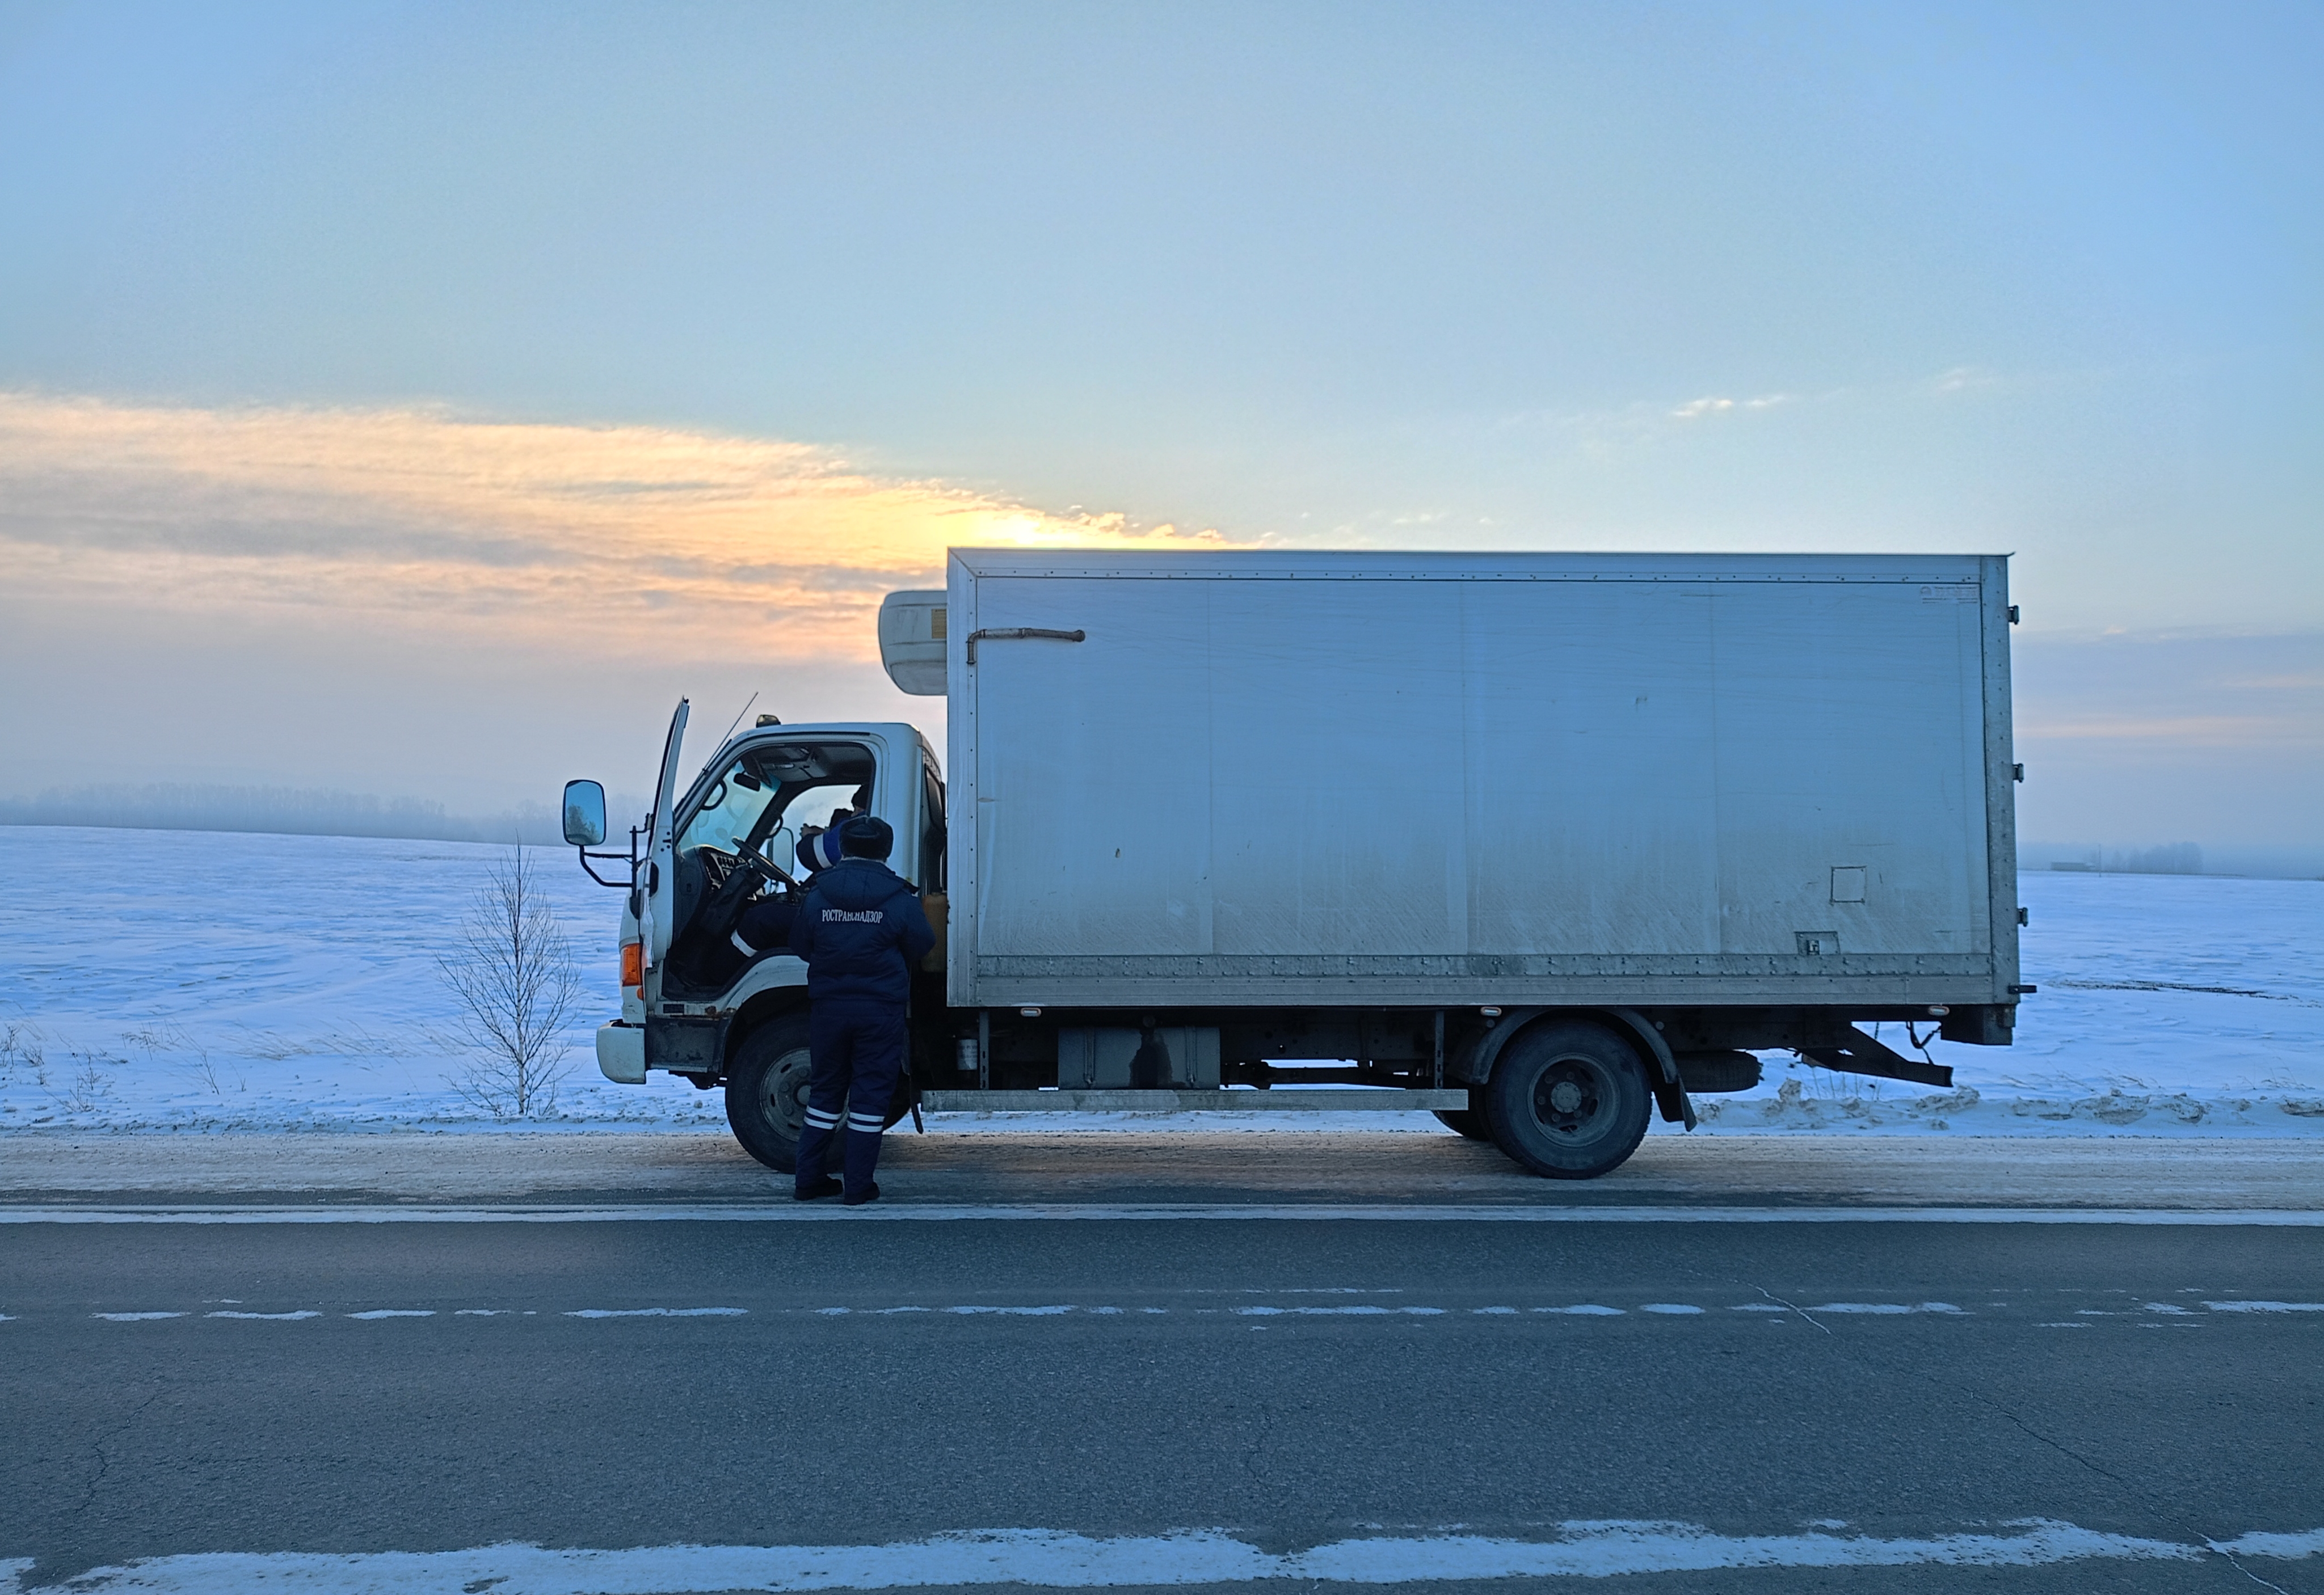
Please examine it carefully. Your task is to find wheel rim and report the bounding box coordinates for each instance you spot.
[1529,1056,1615,1140]
[759,1048,815,1140]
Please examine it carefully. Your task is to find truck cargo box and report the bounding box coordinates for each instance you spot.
[943,549,2018,1011]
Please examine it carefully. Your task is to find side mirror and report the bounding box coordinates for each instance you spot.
[562,780,608,847]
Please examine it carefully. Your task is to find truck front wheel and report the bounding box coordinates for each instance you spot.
[725,1013,816,1173]
[1482,1022,1652,1179]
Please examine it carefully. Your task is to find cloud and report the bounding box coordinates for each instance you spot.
[1668,393,1788,420]
[0,391,1233,664]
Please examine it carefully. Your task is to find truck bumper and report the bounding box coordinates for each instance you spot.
[596,1022,647,1085]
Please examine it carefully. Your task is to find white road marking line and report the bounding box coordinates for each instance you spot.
[28,1518,2324,1592]
[2215,1528,2324,1559]
[831,1305,1147,1317]
[203,1310,319,1320]
[4,1203,2322,1226]
[1805,1302,1966,1314]
[1235,1306,1446,1316]
[92,1311,186,1321]
[2203,1300,2324,1313]
[944,1305,1075,1316]
[1640,1304,1704,1315]
[563,1307,748,1318]
[1535,1305,1625,1315]
[345,1310,434,1320]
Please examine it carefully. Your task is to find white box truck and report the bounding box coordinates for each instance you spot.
[562,549,2027,1179]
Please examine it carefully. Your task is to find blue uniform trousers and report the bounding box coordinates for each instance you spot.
[795,999,906,1197]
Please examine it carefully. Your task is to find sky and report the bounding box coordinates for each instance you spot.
[0,1,2317,855]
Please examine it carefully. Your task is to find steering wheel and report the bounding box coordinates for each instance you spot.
[731,840,799,891]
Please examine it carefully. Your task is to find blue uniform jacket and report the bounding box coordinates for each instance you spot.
[789,858,936,1006]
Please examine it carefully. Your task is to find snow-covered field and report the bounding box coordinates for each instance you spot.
[0,825,2316,1137]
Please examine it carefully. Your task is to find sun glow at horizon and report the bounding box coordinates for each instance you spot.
[0,391,1241,664]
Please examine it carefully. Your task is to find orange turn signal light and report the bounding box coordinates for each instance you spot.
[620,942,643,989]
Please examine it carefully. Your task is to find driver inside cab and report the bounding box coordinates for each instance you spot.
[731,784,870,959]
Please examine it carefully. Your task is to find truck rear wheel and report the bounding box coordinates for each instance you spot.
[725,1014,816,1173]
[1482,1021,1652,1180]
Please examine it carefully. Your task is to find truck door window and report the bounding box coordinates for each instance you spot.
[773,780,868,850]
[747,741,879,868]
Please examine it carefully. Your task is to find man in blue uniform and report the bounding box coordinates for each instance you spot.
[788,813,934,1205]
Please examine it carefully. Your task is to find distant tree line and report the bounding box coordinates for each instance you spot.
[2049,843,2205,875]
[0,783,601,846]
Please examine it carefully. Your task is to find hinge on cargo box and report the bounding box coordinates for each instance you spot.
[2013,763,2024,782]
[2008,605,2020,623]
[2017,908,2030,926]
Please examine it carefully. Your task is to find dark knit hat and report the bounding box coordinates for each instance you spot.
[840,813,894,860]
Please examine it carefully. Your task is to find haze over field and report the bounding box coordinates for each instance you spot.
[1,4,2316,859]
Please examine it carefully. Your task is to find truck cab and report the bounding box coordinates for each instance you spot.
[567,707,946,1164]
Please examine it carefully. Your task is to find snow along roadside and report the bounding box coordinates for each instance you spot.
[9,1520,2323,1593]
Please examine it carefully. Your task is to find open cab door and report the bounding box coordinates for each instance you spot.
[639,698,691,978]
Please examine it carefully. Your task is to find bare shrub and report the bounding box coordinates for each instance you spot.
[125,1022,233,1096]
[0,1022,37,1082]
[57,1049,113,1113]
[1,1025,102,1113]
[437,846,586,1118]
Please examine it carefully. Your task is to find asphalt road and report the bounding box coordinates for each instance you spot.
[5,1210,2322,1593]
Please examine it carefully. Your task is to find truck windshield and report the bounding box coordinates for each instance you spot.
[677,759,780,857]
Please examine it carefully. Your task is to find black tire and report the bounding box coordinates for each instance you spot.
[724,1014,816,1173]
[1432,1109,1493,1140]
[1481,1021,1652,1180]
[722,1011,918,1173]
